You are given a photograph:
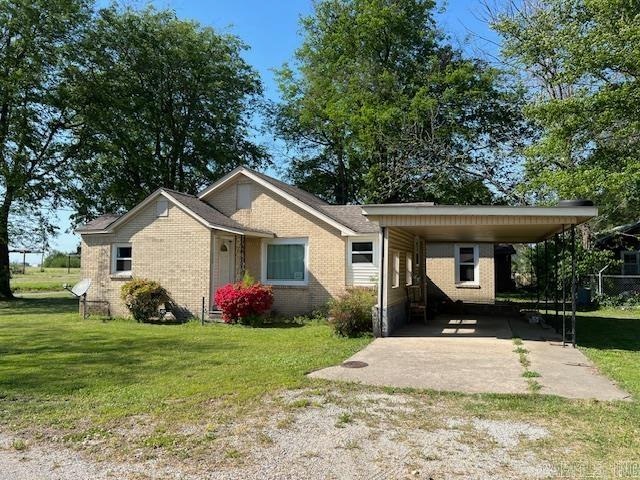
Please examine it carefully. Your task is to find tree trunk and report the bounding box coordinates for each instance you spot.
[334,148,349,204]
[0,191,14,299]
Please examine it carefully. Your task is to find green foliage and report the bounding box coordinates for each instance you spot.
[43,251,80,268]
[120,278,170,323]
[328,287,376,337]
[514,236,619,288]
[273,0,526,204]
[595,292,640,310]
[0,0,91,298]
[491,0,640,227]
[69,5,268,220]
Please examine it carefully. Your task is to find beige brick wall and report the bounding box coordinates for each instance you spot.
[426,243,495,304]
[204,178,347,316]
[81,201,212,319]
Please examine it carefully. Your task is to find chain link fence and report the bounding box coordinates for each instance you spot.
[588,274,640,296]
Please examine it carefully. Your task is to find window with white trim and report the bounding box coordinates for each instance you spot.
[263,238,308,285]
[112,244,132,275]
[351,241,373,264]
[406,254,413,286]
[622,251,640,275]
[391,251,400,288]
[455,245,479,284]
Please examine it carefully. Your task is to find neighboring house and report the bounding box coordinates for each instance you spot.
[595,220,640,276]
[77,167,597,336]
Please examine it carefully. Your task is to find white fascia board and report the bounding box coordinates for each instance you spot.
[361,205,599,218]
[94,188,269,237]
[197,167,244,198]
[103,189,166,232]
[199,167,357,236]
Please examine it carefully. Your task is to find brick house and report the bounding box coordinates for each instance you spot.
[77,167,597,336]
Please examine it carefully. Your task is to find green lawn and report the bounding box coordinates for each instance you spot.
[0,296,370,431]
[10,267,80,292]
[1,294,639,470]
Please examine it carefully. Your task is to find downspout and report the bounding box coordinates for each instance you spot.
[377,226,386,337]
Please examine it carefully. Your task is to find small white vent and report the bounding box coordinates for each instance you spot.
[156,199,168,217]
[237,183,253,209]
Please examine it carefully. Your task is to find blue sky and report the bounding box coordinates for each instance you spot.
[11,0,501,264]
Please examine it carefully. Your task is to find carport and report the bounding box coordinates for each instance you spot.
[362,202,599,343]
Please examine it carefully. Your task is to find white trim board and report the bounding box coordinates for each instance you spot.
[198,167,357,236]
[261,237,310,286]
[361,204,598,218]
[78,188,273,238]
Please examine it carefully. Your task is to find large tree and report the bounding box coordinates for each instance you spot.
[273,0,527,204]
[70,6,268,219]
[490,0,640,227]
[0,0,90,299]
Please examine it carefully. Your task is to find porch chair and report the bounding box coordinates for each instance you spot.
[406,285,427,323]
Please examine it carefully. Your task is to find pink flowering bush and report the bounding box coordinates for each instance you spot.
[214,280,273,325]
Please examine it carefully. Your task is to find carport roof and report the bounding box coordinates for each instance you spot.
[361,204,598,243]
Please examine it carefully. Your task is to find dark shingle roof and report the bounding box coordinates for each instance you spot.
[319,205,379,233]
[76,214,121,232]
[162,190,272,235]
[77,189,272,235]
[243,168,378,233]
[249,169,329,207]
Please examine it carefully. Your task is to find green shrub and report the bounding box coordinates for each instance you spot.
[43,250,80,268]
[595,292,640,309]
[121,278,170,322]
[328,287,376,337]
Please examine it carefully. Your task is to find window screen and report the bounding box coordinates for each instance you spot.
[114,245,132,273]
[457,246,476,283]
[351,241,373,263]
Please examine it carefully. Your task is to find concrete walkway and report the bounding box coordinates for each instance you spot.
[309,315,630,401]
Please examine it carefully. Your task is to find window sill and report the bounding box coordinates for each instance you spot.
[267,283,309,289]
[110,273,132,280]
[455,283,480,289]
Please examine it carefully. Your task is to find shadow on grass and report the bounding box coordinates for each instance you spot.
[0,298,239,396]
[577,316,640,351]
[1,296,78,315]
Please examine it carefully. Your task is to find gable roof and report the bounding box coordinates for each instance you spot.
[77,188,273,237]
[318,205,379,234]
[248,169,329,207]
[595,219,640,248]
[75,214,121,233]
[198,166,363,235]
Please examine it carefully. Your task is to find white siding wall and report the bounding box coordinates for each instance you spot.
[346,236,379,287]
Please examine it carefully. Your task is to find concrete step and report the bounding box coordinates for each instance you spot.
[208,310,225,322]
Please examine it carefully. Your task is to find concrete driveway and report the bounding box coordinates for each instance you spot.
[309,314,630,400]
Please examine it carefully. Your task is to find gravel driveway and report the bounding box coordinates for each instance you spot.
[0,388,556,480]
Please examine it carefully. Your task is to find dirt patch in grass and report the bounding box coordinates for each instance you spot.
[0,386,561,480]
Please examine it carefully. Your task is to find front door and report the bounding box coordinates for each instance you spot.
[212,236,235,308]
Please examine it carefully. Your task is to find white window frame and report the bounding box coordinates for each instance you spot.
[391,251,400,288]
[621,250,640,275]
[112,243,132,276]
[236,183,253,210]
[348,238,376,266]
[261,237,309,286]
[406,253,413,286]
[156,199,168,217]
[454,244,480,285]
